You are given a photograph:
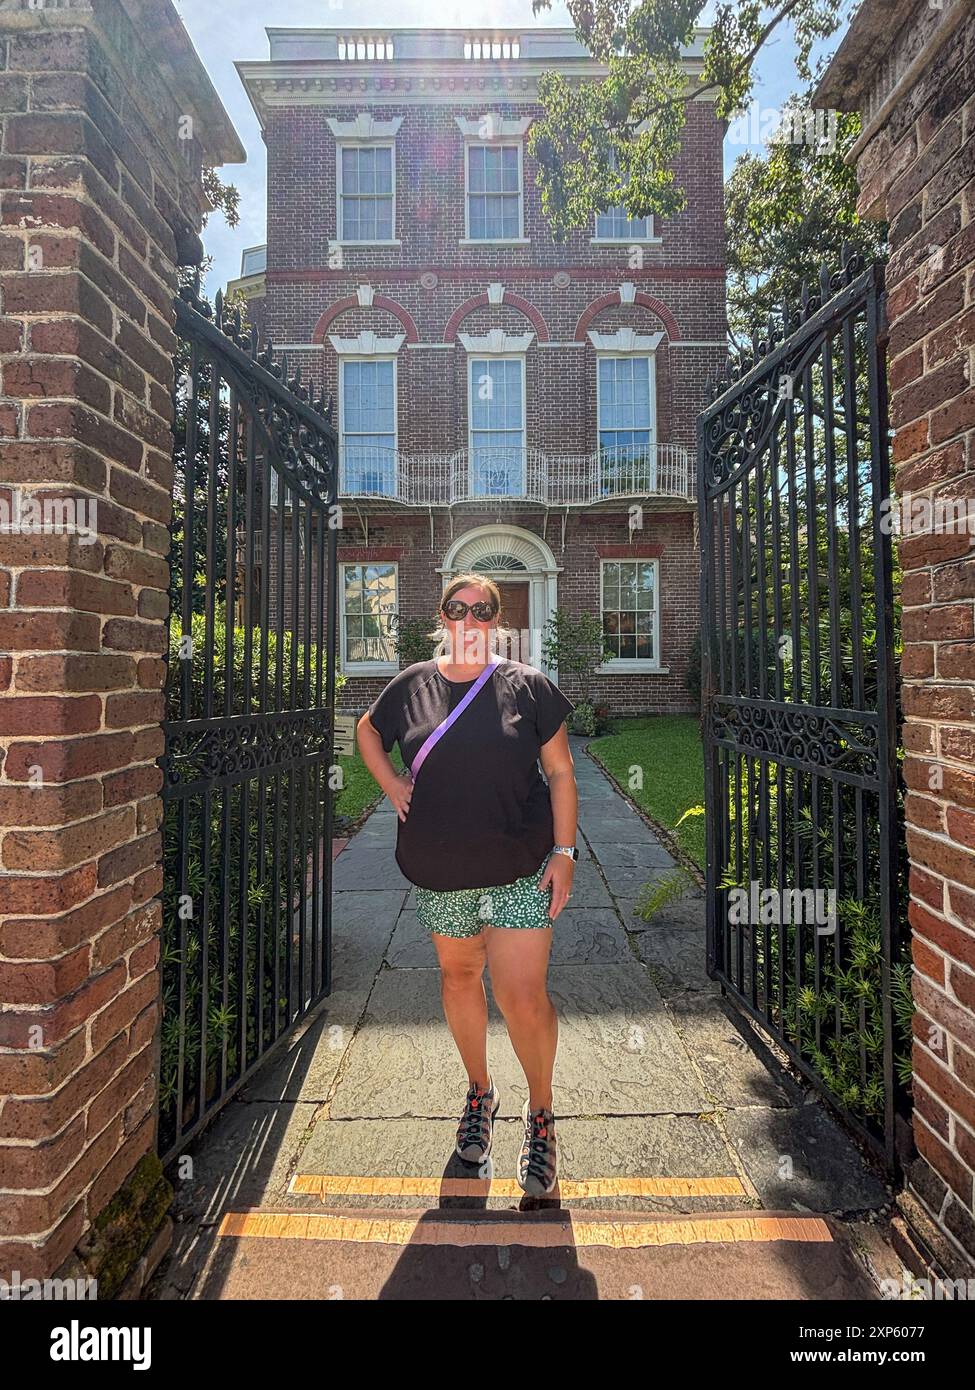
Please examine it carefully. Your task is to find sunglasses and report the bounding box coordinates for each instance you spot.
[441,598,498,622]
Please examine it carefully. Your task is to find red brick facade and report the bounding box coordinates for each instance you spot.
[817,0,975,1278]
[239,29,727,716]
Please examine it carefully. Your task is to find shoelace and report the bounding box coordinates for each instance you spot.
[523,1109,555,1179]
[459,1086,493,1144]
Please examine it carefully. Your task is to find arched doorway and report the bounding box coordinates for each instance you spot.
[440,524,561,676]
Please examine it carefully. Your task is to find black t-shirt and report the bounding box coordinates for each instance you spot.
[366,657,575,891]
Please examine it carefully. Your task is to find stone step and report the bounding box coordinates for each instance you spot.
[204,1205,880,1299]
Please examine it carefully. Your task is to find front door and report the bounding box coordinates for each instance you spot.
[496,580,530,662]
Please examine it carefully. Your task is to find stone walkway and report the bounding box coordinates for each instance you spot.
[151,737,902,1300]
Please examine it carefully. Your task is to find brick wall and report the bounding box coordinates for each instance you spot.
[0,0,240,1287]
[818,0,975,1277]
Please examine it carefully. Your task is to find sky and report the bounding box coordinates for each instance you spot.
[175,0,852,296]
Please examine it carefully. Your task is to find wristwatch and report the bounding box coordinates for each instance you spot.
[552,844,579,861]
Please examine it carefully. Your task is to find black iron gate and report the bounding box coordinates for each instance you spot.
[698,248,910,1171]
[159,280,339,1162]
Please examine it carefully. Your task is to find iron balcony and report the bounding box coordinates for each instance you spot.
[330,444,695,510]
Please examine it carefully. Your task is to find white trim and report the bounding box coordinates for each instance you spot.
[336,139,397,243]
[462,135,526,243]
[598,556,661,669]
[459,329,534,354]
[590,235,662,246]
[440,523,562,678]
[327,113,404,139]
[453,113,533,139]
[596,660,670,674]
[487,282,505,305]
[467,352,527,498]
[339,558,400,674]
[588,329,664,354]
[329,331,406,356]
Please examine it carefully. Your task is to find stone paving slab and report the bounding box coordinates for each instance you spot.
[721,1103,892,1214]
[328,963,706,1119]
[238,890,406,1104]
[633,927,723,998]
[332,844,412,891]
[665,993,801,1111]
[585,840,677,870]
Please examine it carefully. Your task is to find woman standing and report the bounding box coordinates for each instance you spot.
[356,573,579,1195]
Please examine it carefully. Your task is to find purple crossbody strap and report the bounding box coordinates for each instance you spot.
[409,653,502,781]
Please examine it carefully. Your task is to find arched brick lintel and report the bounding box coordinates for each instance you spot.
[312,295,420,344]
[444,291,551,343]
[574,292,681,342]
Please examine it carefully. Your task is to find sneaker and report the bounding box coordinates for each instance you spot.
[518,1099,558,1195]
[455,1078,500,1162]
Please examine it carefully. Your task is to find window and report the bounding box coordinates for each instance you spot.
[597,356,656,493]
[593,151,655,241]
[595,205,653,240]
[467,144,521,240]
[342,562,398,667]
[338,144,394,242]
[469,357,525,495]
[240,244,267,276]
[340,358,396,495]
[602,560,658,662]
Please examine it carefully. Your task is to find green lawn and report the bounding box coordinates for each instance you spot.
[333,744,405,831]
[587,715,705,870]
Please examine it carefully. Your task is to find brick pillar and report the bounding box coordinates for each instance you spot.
[0,0,241,1290]
[816,0,975,1280]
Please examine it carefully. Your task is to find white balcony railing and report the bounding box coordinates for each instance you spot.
[337,444,694,506]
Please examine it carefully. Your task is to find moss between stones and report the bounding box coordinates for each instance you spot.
[78,1152,174,1300]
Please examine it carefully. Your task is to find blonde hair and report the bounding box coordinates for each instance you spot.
[426,572,520,658]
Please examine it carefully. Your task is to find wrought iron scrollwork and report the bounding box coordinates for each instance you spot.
[162,710,333,790]
[709,699,880,787]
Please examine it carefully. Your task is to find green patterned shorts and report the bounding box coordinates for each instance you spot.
[415,853,554,939]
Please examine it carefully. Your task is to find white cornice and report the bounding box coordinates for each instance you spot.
[328,330,406,355]
[587,329,665,353]
[326,112,404,138]
[459,329,534,353]
[235,62,712,126]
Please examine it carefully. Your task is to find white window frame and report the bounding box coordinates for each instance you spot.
[338,354,399,498]
[460,140,528,245]
[336,141,400,246]
[467,353,527,498]
[590,147,662,245]
[595,353,658,456]
[339,559,399,675]
[597,557,666,674]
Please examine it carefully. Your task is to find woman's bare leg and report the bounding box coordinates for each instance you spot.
[483,927,557,1110]
[431,931,491,1090]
